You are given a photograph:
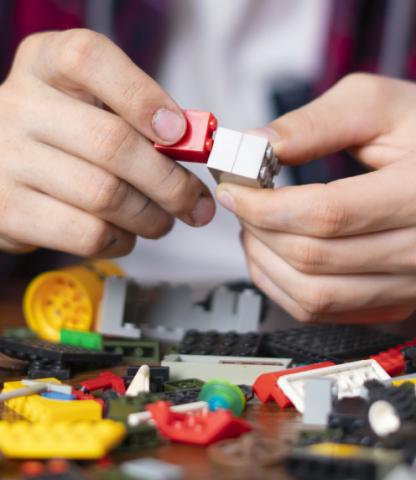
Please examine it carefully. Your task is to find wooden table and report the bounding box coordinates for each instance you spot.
[0,279,299,480]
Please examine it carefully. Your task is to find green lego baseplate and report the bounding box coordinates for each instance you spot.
[103,339,160,362]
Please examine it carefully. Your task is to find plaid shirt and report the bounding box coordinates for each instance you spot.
[0,0,415,273]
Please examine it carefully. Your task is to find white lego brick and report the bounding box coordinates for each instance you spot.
[232,132,268,179]
[207,127,242,174]
[278,359,390,413]
[127,400,208,427]
[121,458,184,480]
[126,364,150,396]
[302,378,336,426]
[161,354,292,385]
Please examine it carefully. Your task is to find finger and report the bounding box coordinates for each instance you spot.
[217,159,416,237]
[242,229,416,315]
[11,140,174,239]
[28,29,186,144]
[263,74,413,165]
[0,233,36,254]
[0,184,136,257]
[244,223,416,275]
[245,246,412,324]
[23,88,215,227]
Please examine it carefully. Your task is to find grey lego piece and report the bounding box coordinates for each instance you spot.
[384,465,416,480]
[120,458,184,480]
[207,128,280,188]
[100,279,264,342]
[98,276,141,339]
[302,377,336,427]
[162,353,292,384]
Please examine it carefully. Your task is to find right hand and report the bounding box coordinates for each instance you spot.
[0,29,215,256]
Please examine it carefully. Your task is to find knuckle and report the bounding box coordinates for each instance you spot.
[141,213,174,239]
[14,32,46,59]
[57,29,103,77]
[339,73,385,104]
[89,174,129,213]
[290,238,325,273]
[299,283,334,316]
[78,219,111,256]
[310,194,349,237]
[120,77,150,112]
[160,165,191,213]
[93,119,134,164]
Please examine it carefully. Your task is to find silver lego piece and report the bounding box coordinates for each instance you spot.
[99,278,264,341]
[207,127,280,188]
[97,276,141,339]
[302,378,336,427]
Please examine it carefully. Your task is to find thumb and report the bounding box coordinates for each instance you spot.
[261,73,393,166]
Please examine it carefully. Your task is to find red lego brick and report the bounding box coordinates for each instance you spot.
[371,349,405,376]
[146,401,251,446]
[154,110,217,163]
[79,371,126,395]
[253,362,335,408]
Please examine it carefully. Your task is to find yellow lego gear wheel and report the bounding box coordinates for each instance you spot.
[23,261,124,342]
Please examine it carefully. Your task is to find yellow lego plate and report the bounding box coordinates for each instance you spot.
[2,378,101,422]
[0,420,126,459]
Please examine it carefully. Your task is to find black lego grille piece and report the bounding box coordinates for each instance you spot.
[259,325,403,364]
[178,330,261,356]
[0,336,122,368]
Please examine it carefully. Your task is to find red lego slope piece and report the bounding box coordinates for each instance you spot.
[154,110,217,163]
[79,371,126,395]
[253,362,335,408]
[371,349,405,377]
[146,401,251,446]
[370,337,416,377]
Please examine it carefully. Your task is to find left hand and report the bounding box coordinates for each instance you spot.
[216,74,416,324]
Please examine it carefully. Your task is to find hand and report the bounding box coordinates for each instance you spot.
[216,74,416,324]
[0,29,215,256]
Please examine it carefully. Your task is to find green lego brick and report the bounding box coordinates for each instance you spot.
[95,467,135,480]
[103,339,160,362]
[60,329,103,350]
[107,393,164,422]
[164,378,205,392]
[4,328,36,340]
[114,424,160,452]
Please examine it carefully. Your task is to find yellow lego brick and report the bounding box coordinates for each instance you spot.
[2,378,101,422]
[0,420,126,459]
[392,379,416,386]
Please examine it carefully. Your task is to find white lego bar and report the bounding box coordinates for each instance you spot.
[127,400,208,427]
[207,127,279,188]
[278,359,390,413]
[121,458,184,480]
[162,354,292,385]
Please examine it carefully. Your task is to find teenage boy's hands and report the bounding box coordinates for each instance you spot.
[217,74,416,324]
[0,29,215,256]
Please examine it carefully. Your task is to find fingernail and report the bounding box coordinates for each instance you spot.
[246,127,280,144]
[191,194,216,226]
[152,108,186,143]
[216,189,236,213]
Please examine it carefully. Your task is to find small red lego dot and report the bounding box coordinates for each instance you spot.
[154,110,218,163]
[20,461,45,476]
[47,459,69,474]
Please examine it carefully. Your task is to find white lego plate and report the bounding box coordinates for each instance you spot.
[162,354,292,385]
[277,359,390,413]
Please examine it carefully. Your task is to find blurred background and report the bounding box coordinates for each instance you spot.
[0,0,415,330]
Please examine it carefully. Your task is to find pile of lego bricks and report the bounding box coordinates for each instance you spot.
[0,324,416,479]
